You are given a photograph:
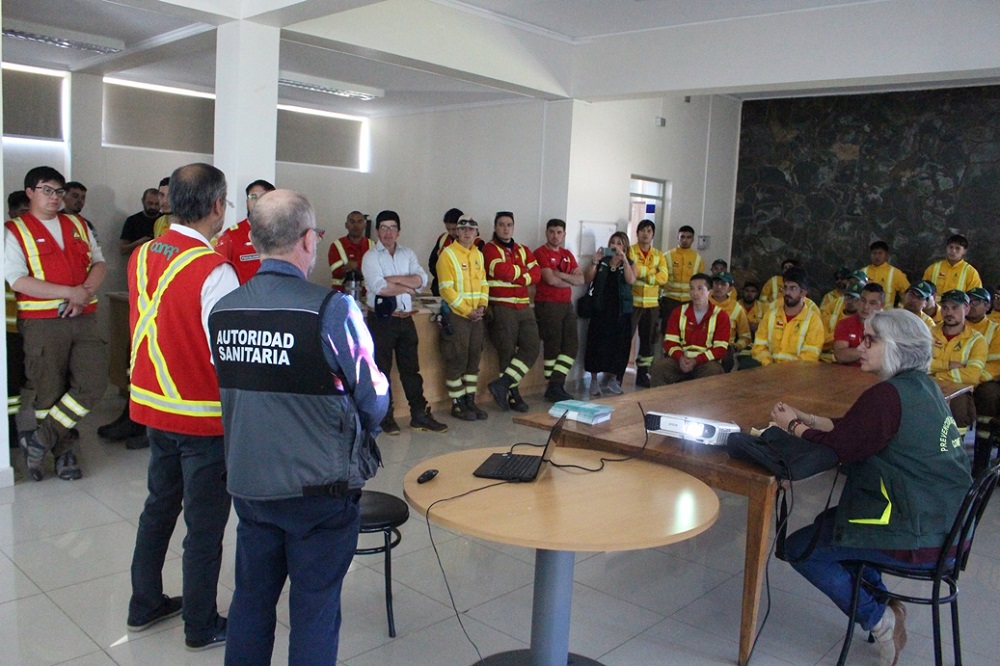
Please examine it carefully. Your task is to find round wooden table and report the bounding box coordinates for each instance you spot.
[404,446,720,666]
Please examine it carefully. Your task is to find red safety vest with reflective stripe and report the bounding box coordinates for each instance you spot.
[5,213,98,318]
[328,236,374,292]
[483,239,540,309]
[128,229,228,436]
[663,302,730,364]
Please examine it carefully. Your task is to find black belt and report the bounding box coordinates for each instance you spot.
[302,481,356,498]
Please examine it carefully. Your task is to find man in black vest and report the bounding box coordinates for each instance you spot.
[209,189,389,666]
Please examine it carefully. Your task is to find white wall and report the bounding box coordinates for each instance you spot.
[366,101,548,262]
[564,94,741,260]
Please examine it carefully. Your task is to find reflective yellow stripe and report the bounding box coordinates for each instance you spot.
[8,219,47,278]
[48,405,78,429]
[59,393,88,418]
[487,294,531,305]
[17,299,66,311]
[129,384,221,417]
[329,239,347,272]
[848,478,892,525]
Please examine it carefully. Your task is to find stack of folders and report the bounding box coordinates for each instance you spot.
[549,400,614,425]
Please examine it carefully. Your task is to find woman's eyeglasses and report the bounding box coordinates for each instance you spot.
[862,334,879,348]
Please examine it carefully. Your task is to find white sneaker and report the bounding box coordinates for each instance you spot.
[590,382,602,397]
[606,377,623,394]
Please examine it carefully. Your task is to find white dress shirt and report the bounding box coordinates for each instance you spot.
[361,241,428,312]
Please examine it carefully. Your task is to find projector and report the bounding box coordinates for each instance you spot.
[644,412,741,446]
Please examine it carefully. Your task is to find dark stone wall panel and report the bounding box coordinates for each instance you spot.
[732,87,1000,295]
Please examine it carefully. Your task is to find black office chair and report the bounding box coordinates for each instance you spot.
[836,465,1000,666]
[356,490,409,637]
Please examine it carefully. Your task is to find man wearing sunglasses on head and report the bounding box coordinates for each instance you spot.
[4,166,108,482]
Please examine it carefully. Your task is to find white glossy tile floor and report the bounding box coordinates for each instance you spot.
[2,385,999,666]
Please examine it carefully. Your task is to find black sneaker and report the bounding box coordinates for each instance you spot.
[507,388,530,413]
[185,616,227,652]
[450,399,477,421]
[19,431,46,482]
[410,408,448,433]
[381,413,401,436]
[55,451,82,481]
[127,595,183,632]
[464,394,488,420]
[488,377,511,411]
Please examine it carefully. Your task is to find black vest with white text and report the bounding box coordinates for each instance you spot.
[209,271,374,500]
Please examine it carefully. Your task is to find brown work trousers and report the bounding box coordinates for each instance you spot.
[650,356,724,386]
[17,314,108,456]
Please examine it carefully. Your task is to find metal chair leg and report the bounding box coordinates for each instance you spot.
[837,563,865,666]
[383,528,396,638]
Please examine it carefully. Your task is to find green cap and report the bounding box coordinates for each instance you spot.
[908,281,933,299]
[844,283,863,299]
[940,289,970,305]
[967,287,991,304]
[849,269,869,284]
[713,271,735,285]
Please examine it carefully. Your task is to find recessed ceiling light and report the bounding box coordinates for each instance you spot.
[278,72,383,101]
[2,28,122,56]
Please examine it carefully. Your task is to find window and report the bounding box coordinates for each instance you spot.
[276,105,366,171]
[2,64,65,141]
[103,79,214,153]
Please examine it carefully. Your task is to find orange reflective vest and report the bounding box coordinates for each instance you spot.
[128,229,228,436]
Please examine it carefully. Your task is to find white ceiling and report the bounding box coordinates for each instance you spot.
[0,0,990,118]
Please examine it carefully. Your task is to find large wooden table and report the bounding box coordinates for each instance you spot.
[404,446,719,666]
[513,362,971,665]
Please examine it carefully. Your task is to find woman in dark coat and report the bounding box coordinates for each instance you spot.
[583,231,635,396]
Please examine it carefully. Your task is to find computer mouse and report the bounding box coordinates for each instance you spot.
[417,469,439,484]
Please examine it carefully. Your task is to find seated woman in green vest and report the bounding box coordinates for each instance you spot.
[769,309,972,666]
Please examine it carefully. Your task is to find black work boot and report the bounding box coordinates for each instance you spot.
[450,397,476,421]
[635,367,651,388]
[544,382,573,402]
[507,387,529,413]
[464,394,488,420]
[487,376,513,411]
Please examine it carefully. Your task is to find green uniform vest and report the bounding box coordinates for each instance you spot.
[833,370,971,550]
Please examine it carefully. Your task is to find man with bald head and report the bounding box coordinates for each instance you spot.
[210,190,389,666]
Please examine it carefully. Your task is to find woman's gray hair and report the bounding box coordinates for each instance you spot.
[868,309,932,379]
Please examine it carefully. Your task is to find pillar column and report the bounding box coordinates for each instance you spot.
[214,20,280,224]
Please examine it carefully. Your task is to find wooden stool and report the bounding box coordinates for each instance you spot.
[356,490,409,637]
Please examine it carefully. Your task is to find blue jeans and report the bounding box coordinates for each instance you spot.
[225,494,361,666]
[786,508,933,631]
[129,428,231,643]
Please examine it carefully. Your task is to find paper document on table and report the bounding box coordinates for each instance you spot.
[549,400,613,425]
